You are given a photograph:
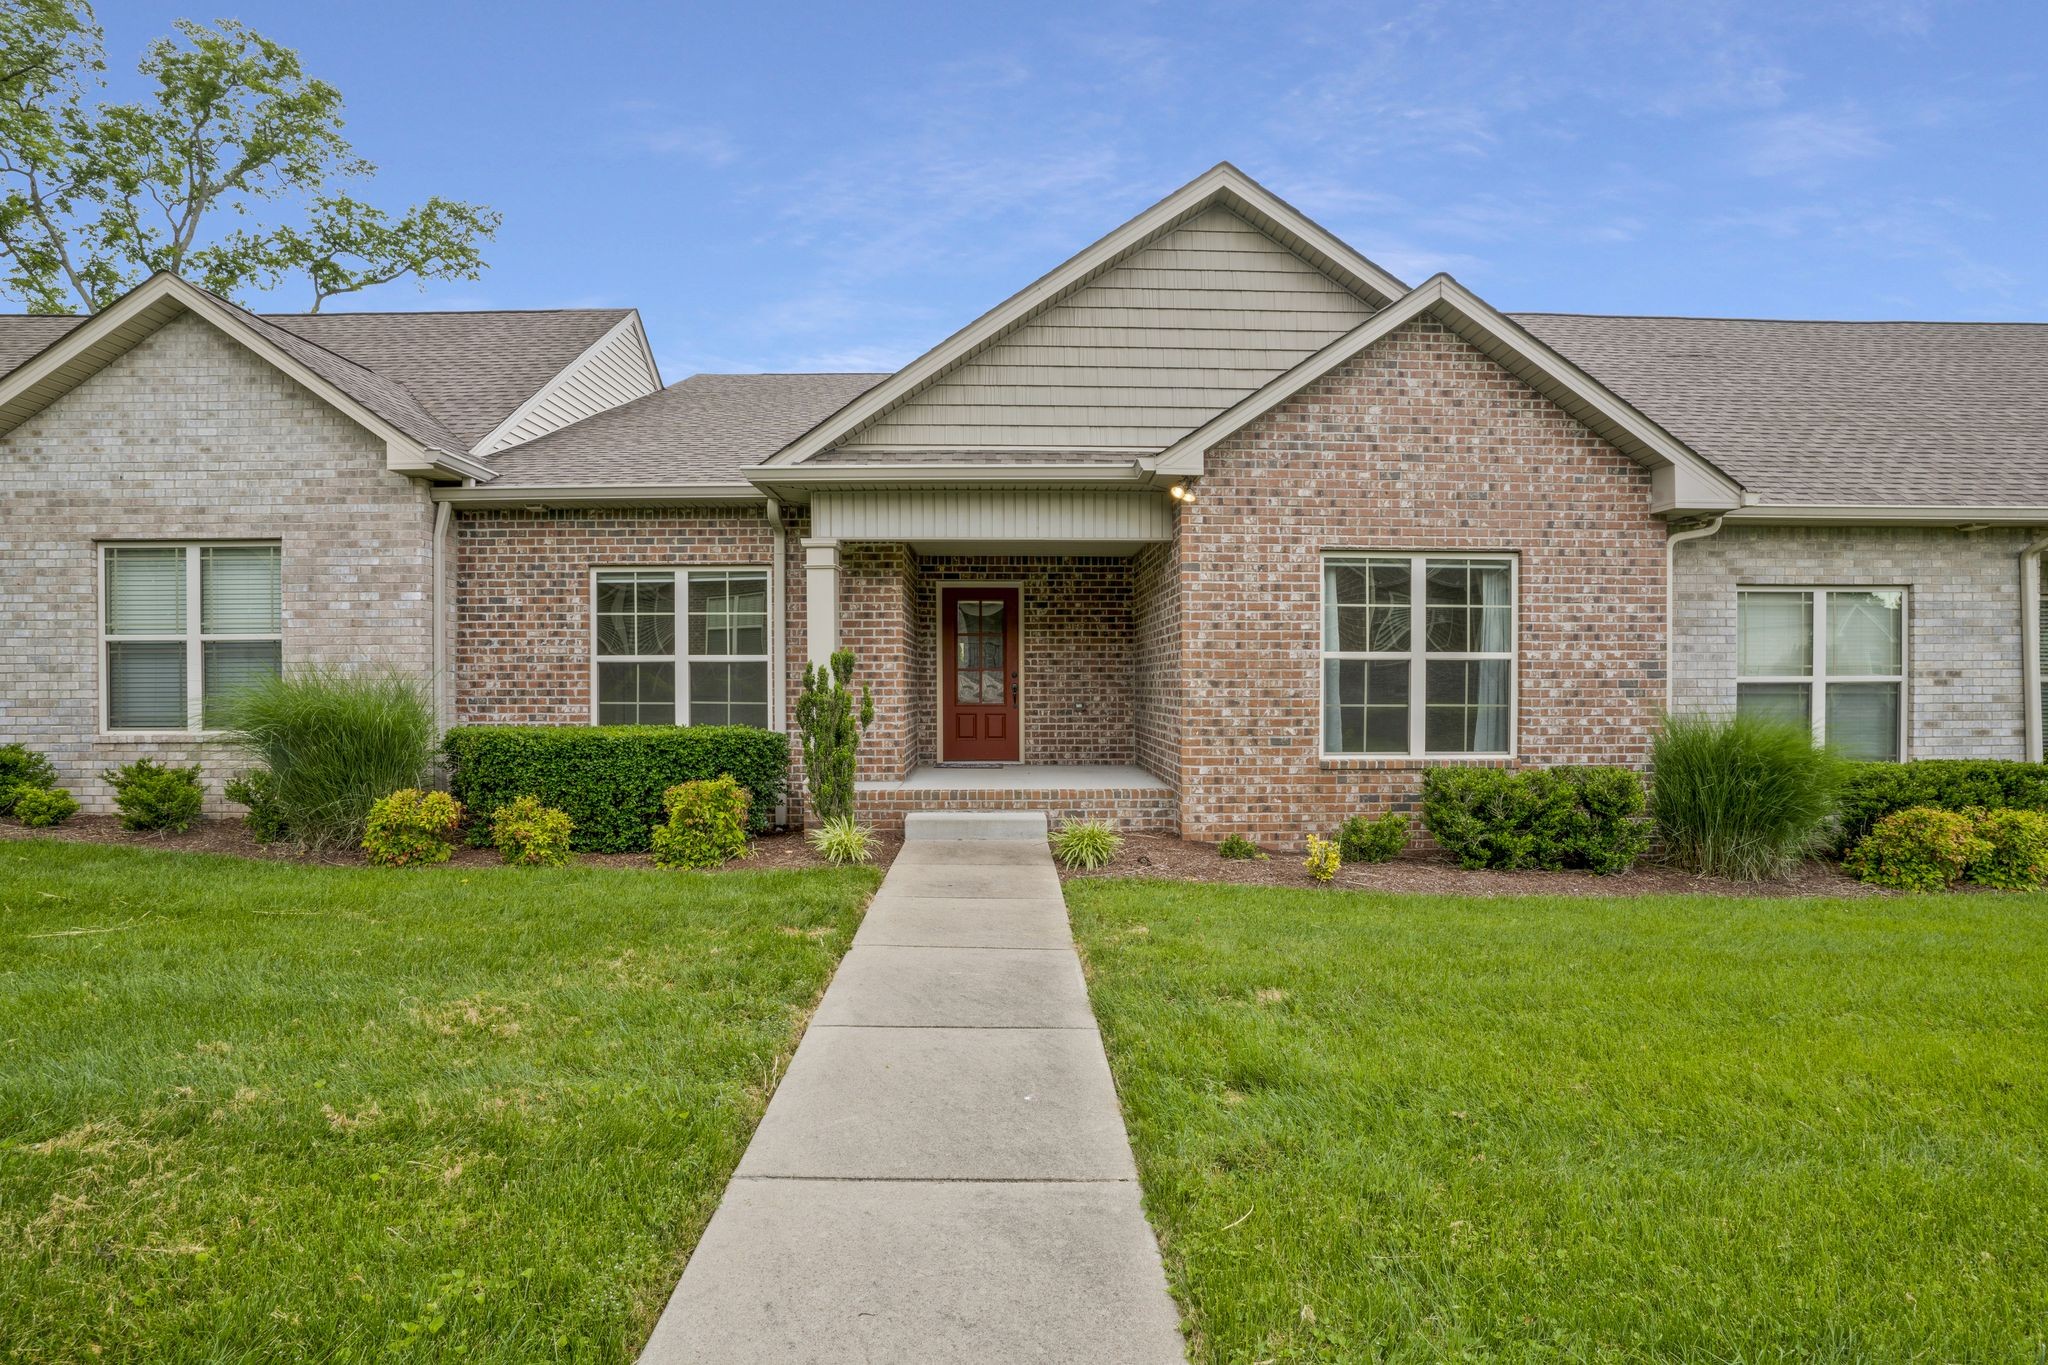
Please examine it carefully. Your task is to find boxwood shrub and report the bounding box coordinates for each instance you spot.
[1834,759,2048,852]
[1420,765,1649,874]
[441,725,788,852]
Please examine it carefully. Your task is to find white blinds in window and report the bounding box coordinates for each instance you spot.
[105,547,186,634]
[201,546,282,634]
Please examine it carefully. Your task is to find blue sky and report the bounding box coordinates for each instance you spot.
[91,0,2048,378]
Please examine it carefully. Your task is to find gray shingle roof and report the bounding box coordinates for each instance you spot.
[0,300,632,455]
[483,372,887,487]
[1514,314,2048,506]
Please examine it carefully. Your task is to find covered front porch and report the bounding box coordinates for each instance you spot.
[787,485,1185,832]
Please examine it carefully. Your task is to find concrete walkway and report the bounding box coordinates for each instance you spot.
[639,820,1187,1364]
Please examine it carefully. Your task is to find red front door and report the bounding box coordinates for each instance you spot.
[941,586,1020,762]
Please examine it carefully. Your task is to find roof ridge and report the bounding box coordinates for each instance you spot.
[263,306,633,319]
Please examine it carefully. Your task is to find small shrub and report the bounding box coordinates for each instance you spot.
[1336,811,1409,864]
[1835,759,2048,852]
[807,814,876,866]
[222,667,437,853]
[1052,820,1122,869]
[1216,833,1268,861]
[362,788,464,868]
[101,758,205,833]
[794,648,874,824]
[1844,807,1987,891]
[650,776,750,869]
[0,744,57,812]
[13,786,80,828]
[224,770,289,843]
[1650,714,1845,880]
[1966,807,2048,891]
[1422,766,1649,873]
[490,796,575,867]
[442,725,787,851]
[1303,833,1341,882]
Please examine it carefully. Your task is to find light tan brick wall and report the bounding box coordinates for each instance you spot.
[1174,315,1667,842]
[0,313,435,812]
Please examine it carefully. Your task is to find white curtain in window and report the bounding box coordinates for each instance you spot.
[1475,562,1512,653]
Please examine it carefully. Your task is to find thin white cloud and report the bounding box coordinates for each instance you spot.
[1738,109,1888,176]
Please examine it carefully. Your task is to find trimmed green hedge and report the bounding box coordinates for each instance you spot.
[1834,760,2048,852]
[1421,765,1649,874]
[441,726,789,852]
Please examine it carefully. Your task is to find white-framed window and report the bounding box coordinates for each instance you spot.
[1321,553,1516,757]
[593,568,770,728]
[100,542,282,733]
[1736,587,1906,761]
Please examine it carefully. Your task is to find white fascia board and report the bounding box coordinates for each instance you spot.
[430,482,761,508]
[1724,504,2048,527]
[465,311,658,456]
[759,163,1409,469]
[1155,273,1745,515]
[746,463,1152,500]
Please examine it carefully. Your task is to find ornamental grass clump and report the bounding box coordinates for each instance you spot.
[490,796,575,867]
[362,789,464,868]
[1052,820,1122,869]
[650,776,750,869]
[222,667,436,853]
[807,815,876,866]
[1650,713,1846,880]
[102,758,205,833]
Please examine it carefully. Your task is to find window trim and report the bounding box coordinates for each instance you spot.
[1319,551,1519,761]
[1736,584,1910,761]
[588,565,775,729]
[98,540,283,737]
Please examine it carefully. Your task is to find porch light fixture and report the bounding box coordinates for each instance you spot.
[1168,482,1195,504]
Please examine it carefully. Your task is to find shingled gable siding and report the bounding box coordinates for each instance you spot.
[1172,314,1666,843]
[1671,523,2033,758]
[0,312,435,813]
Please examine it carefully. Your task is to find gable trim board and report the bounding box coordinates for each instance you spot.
[1153,274,1746,516]
[760,162,1409,467]
[0,273,496,483]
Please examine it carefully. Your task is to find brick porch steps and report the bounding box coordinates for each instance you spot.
[855,764,1179,836]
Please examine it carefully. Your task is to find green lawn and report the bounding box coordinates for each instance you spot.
[1069,880,2048,1363]
[1,840,878,1363]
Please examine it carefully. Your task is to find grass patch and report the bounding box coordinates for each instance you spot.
[0,841,878,1361]
[1069,880,2048,1362]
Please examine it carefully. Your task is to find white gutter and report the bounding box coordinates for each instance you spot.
[1725,504,2048,527]
[1665,516,1727,714]
[2022,530,2048,761]
[431,498,453,736]
[430,483,761,508]
[747,462,1152,491]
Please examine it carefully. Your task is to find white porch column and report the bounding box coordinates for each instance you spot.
[802,537,841,667]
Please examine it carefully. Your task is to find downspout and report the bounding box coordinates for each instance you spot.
[1665,515,1726,715]
[2021,529,2048,761]
[766,493,790,827]
[432,498,453,736]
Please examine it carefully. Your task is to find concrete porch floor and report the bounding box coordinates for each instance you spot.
[858,763,1170,792]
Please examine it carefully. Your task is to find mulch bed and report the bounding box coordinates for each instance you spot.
[6,817,1872,895]
[0,814,902,874]
[1059,833,1879,897]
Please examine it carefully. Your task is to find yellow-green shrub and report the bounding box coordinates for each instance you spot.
[650,776,750,869]
[362,789,464,868]
[490,795,575,867]
[1303,833,1341,883]
[1843,807,1985,891]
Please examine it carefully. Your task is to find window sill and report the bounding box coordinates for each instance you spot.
[96,730,233,743]
[1318,754,1516,769]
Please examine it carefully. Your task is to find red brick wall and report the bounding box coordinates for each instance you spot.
[1175,316,1666,842]
[1131,534,1182,788]
[909,556,1135,767]
[840,543,919,781]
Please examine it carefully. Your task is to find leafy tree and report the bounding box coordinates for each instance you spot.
[0,4,499,313]
[794,649,874,824]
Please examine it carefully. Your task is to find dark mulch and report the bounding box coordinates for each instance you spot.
[0,814,902,874]
[1059,833,1879,897]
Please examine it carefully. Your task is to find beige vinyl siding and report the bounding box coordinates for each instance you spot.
[811,489,1172,544]
[480,317,660,454]
[846,206,1375,451]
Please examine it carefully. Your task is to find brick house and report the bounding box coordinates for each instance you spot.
[6,164,2047,839]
